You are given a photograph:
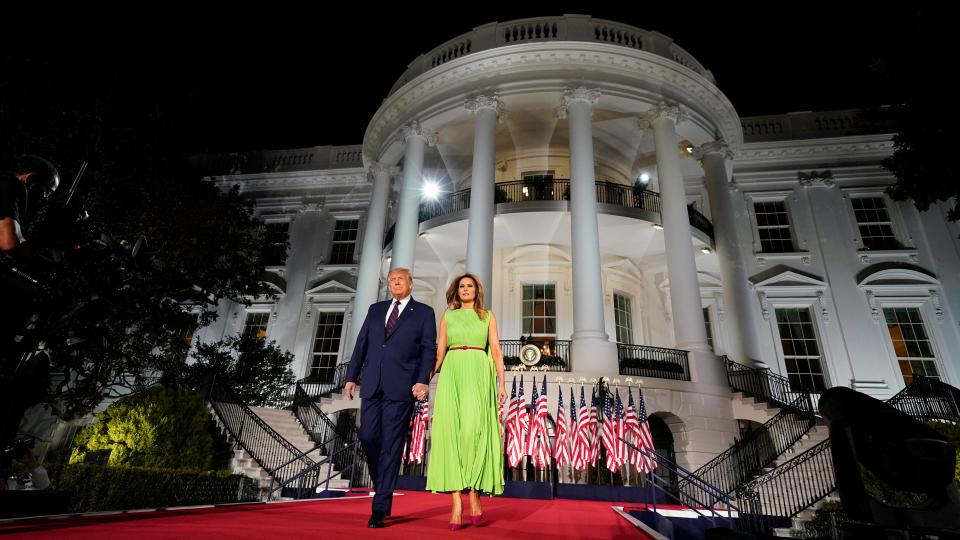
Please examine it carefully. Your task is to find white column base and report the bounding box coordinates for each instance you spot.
[686,350,728,388]
[570,336,619,376]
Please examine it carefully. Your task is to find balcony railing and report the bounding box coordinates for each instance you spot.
[500,339,571,372]
[387,179,714,245]
[616,343,690,381]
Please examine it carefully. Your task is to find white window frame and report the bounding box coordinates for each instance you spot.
[307,309,347,382]
[329,217,360,266]
[843,189,918,263]
[770,303,830,393]
[521,282,558,337]
[745,191,809,264]
[860,268,949,389]
[612,291,636,344]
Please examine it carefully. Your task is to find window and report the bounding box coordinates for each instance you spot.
[243,312,270,341]
[852,197,901,251]
[613,293,634,344]
[330,219,359,265]
[521,170,555,201]
[884,308,939,384]
[774,308,826,392]
[703,307,714,351]
[310,312,345,382]
[754,201,795,253]
[521,284,556,336]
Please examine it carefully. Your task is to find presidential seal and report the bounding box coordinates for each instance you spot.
[519,343,542,367]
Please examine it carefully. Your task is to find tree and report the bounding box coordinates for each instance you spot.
[1,28,289,440]
[880,10,960,229]
[168,333,296,407]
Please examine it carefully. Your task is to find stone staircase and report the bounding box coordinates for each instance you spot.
[209,404,351,496]
[731,391,782,425]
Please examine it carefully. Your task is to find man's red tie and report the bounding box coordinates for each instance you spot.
[385,300,401,337]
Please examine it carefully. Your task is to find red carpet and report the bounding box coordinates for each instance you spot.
[0,491,651,539]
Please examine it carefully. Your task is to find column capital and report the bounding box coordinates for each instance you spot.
[637,102,687,129]
[557,86,601,118]
[401,121,438,146]
[691,139,734,161]
[368,161,401,180]
[465,94,505,119]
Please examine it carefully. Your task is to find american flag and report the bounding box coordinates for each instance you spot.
[626,388,656,473]
[518,376,528,457]
[572,386,591,471]
[525,376,539,458]
[531,376,550,469]
[615,391,626,467]
[588,390,601,466]
[408,399,430,464]
[553,386,571,467]
[601,392,618,471]
[505,376,522,467]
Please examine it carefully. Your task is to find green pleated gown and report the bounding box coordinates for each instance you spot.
[425,309,505,495]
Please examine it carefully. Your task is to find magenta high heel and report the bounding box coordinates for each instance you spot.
[469,514,483,525]
[448,523,462,531]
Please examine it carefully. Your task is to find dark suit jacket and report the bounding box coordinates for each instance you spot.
[346,298,437,401]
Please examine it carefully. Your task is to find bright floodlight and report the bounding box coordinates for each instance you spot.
[639,173,650,184]
[423,180,440,201]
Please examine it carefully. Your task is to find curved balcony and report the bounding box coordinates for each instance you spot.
[383,179,714,246]
[388,15,713,96]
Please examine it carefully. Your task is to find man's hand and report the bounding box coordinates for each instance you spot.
[412,383,429,401]
[344,382,357,400]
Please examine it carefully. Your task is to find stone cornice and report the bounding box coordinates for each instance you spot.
[735,135,894,165]
[363,41,741,162]
[213,170,367,192]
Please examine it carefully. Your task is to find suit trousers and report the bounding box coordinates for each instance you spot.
[358,390,414,514]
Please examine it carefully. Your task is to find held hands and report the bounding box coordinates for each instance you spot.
[344,382,357,400]
[412,383,429,401]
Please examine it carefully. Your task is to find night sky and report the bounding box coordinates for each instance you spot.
[2,4,938,156]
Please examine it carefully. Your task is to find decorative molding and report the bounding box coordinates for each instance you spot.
[857,249,920,265]
[931,289,944,320]
[852,379,889,390]
[758,291,770,320]
[816,291,830,324]
[637,102,687,129]
[692,139,733,161]
[369,161,400,179]
[557,86,601,119]
[496,160,509,172]
[713,291,726,321]
[865,289,880,321]
[797,170,836,188]
[464,94,505,119]
[401,121,438,146]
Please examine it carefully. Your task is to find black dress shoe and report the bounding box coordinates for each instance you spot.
[368,511,386,528]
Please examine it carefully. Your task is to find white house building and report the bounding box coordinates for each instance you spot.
[191,15,960,471]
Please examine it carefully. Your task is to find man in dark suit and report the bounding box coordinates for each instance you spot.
[345,267,436,528]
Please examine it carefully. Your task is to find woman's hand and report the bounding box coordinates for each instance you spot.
[498,385,507,404]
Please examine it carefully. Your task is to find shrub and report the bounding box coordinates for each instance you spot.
[45,463,258,512]
[70,386,217,470]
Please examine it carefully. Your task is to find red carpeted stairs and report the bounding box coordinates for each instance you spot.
[0,490,653,539]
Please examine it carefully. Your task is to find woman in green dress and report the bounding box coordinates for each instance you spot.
[425,273,506,530]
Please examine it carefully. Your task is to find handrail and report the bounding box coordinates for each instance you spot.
[725,356,813,410]
[617,343,690,381]
[385,179,715,245]
[271,362,352,410]
[289,381,371,489]
[596,384,739,530]
[268,439,364,501]
[205,376,319,487]
[739,376,960,534]
[683,393,816,506]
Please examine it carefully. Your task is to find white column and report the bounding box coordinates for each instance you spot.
[346,162,397,356]
[392,121,436,271]
[562,87,618,375]
[695,141,763,365]
[465,95,503,292]
[639,103,724,386]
